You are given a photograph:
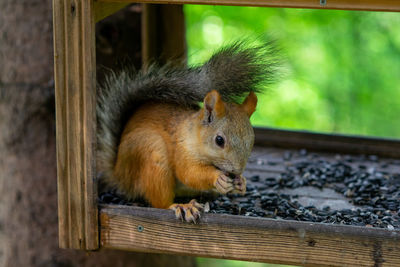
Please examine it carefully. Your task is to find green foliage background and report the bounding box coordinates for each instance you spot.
[185,6,400,138]
[186,6,399,267]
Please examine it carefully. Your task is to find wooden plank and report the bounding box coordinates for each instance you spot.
[98,0,400,12]
[53,0,68,249]
[141,4,157,66]
[93,1,129,22]
[53,0,98,250]
[254,127,400,158]
[142,4,186,67]
[247,146,400,174]
[100,205,400,266]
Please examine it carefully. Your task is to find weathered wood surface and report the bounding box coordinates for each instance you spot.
[254,127,400,158]
[245,144,400,211]
[97,0,400,12]
[248,139,400,173]
[142,4,186,67]
[53,0,98,250]
[100,205,400,266]
[246,147,400,179]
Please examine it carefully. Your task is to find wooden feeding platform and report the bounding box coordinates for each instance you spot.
[52,0,400,266]
[99,129,400,266]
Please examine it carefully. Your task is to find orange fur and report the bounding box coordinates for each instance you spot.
[113,103,187,208]
[113,91,257,210]
[204,90,226,118]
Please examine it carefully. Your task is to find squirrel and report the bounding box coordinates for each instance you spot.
[97,41,276,222]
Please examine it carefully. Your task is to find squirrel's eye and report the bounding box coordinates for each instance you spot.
[215,135,225,148]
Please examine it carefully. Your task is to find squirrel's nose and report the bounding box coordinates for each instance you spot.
[225,160,245,175]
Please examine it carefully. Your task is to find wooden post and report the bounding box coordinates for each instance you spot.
[142,4,187,67]
[53,0,99,250]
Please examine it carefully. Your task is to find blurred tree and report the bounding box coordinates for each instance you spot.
[0,1,196,266]
[185,6,400,138]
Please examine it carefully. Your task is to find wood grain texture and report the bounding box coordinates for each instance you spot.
[100,205,400,266]
[53,0,98,250]
[142,4,186,67]
[97,0,400,12]
[94,1,129,22]
[254,127,400,158]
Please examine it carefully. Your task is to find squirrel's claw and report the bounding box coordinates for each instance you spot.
[214,174,234,194]
[169,199,204,223]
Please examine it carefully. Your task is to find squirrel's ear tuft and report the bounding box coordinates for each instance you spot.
[241,91,257,118]
[203,90,226,124]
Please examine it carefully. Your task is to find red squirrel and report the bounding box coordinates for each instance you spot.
[97,42,276,222]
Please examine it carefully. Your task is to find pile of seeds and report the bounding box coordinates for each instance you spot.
[207,152,400,229]
[99,150,400,229]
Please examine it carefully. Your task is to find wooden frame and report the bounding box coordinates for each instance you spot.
[100,205,400,266]
[97,130,400,266]
[96,0,400,12]
[53,0,400,264]
[53,0,98,250]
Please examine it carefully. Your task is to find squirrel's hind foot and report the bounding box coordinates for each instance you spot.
[169,199,204,223]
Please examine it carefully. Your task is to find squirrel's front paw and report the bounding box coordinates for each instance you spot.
[214,173,247,195]
[169,199,204,223]
[214,173,235,194]
[232,175,246,195]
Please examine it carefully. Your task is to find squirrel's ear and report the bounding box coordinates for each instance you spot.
[203,90,226,124]
[241,91,257,118]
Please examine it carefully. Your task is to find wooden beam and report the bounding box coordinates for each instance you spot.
[254,127,400,158]
[53,0,99,250]
[100,205,400,266]
[98,0,400,12]
[94,2,129,22]
[142,4,187,67]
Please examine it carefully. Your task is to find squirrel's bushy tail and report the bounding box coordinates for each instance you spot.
[97,41,278,177]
